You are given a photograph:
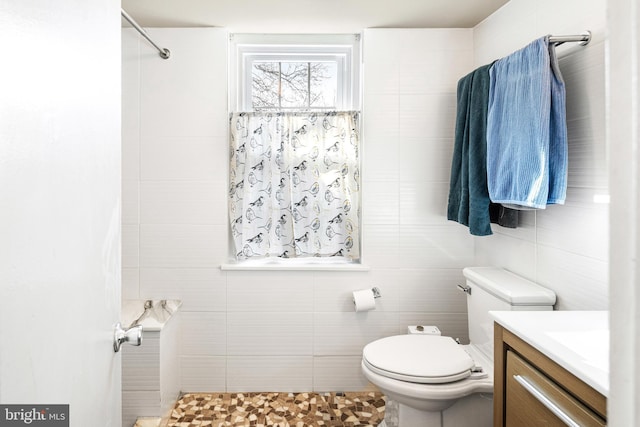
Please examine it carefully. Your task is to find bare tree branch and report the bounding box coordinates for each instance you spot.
[252,62,334,109]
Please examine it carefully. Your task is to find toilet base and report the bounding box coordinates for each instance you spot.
[382,398,441,427]
[382,393,492,427]
[400,404,441,426]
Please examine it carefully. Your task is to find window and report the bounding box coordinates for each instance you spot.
[251,60,338,109]
[230,34,359,112]
[228,35,362,265]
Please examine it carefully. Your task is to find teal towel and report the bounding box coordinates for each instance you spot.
[447,64,493,236]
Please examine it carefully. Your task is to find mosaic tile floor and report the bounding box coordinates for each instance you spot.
[167,391,385,427]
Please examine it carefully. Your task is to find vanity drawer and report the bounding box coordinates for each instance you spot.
[505,350,605,427]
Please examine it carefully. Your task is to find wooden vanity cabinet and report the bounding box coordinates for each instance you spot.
[494,323,607,427]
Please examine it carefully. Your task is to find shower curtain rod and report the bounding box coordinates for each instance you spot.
[117,16,588,60]
[121,8,171,59]
[548,31,591,46]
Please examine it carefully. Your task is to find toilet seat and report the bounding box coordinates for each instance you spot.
[362,335,475,384]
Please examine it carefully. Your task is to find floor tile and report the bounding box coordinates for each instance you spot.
[167,391,385,427]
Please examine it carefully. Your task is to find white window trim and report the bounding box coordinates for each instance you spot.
[220,259,370,271]
[229,33,361,112]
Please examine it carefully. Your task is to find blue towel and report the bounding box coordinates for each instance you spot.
[486,36,567,209]
[546,42,568,204]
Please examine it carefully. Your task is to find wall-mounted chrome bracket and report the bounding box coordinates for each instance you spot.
[457,284,472,295]
[113,322,143,353]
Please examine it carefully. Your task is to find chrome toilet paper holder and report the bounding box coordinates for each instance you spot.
[372,287,381,298]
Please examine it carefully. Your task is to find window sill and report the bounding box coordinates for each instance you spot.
[220,259,370,272]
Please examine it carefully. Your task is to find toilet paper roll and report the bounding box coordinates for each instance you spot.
[352,289,376,312]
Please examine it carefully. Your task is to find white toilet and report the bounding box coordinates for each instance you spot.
[361,267,556,427]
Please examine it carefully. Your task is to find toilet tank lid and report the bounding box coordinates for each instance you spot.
[463,267,556,306]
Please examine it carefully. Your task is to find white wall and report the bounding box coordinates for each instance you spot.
[473,0,609,310]
[122,27,475,392]
[608,0,640,424]
[123,6,610,392]
[1,1,122,425]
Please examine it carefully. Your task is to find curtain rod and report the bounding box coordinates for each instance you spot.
[549,31,591,46]
[118,16,588,59]
[121,8,171,59]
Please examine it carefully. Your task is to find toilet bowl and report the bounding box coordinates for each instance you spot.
[362,335,493,412]
[361,267,556,427]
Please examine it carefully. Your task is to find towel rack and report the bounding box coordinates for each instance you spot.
[548,31,591,46]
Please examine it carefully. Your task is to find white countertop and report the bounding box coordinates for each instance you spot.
[490,310,609,397]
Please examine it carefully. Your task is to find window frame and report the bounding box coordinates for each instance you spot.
[229,34,361,112]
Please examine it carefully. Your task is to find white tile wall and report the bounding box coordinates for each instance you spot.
[313,356,374,392]
[536,246,608,310]
[122,224,140,269]
[140,136,227,182]
[313,311,400,356]
[122,30,141,184]
[399,51,472,94]
[361,225,401,268]
[473,0,609,309]
[122,268,140,300]
[138,30,227,139]
[159,317,181,423]
[180,311,227,355]
[398,93,457,139]
[398,225,475,269]
[226,272,314,312]
[474,232,537,280]
[180,356,226,392]
[122,28,232,396]
[139,224,227,268]
[362,94,400,182]
[226,356,313,392]
[313,270,399,312]
[226,312,313,356]
[394,269,467,313]
[122,27,479,393]
[399,138,454,184]
[399,182,449,225]
[140,181,227,225]
[123,335,160,391]
[140,268,226,312]
[536,198,608,261]
[562,42,607,190]
[122,391,160,427]
[122,181,140,227]
[362,180,400,225]
[122,314,180,427]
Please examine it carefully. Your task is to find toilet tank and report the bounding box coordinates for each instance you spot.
[463,267,556,361]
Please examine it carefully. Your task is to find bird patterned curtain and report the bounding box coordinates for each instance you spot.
[229,111,360,260]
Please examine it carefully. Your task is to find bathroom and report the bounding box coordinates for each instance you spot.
[0,0,637,426]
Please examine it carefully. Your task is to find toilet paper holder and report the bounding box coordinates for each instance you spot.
[352,287,381,312]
